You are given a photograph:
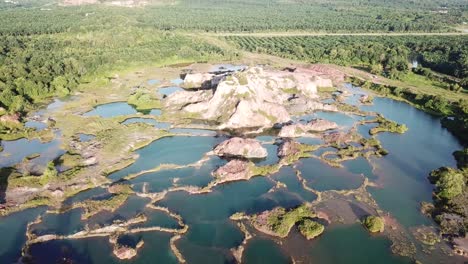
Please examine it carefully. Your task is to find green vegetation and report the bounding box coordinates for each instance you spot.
[128,92,161,111]
[40,161,58,185]
[249,164,280,177]
[263,204,316,237]
[370,116,408,135]
[428,164,467,238]
[8,161,58,188]
[298,219,325,240]
[2,0,465,34]
[362,215,385,233]
[429,167,465,200]
[0,28,229,122]
[78,191,132,219]
[227,35,468,81]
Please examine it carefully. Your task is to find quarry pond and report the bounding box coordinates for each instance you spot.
[0,63,464,264]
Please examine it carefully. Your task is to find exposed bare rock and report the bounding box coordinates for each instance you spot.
[323,131,356,145]
[279,123,311,138]
[214,137,267,159]
[113,246,137,260]
[279,119,337,137]
[277,140,302,157]
[307,119,338,131]
[220,100,290,129]
[286,96,337,114]
[166,66,341,130]
[163,90,213,110]
[213,159,251,184]
[182,73,216,89]
[314,77,333,88]
[295,65,346,85]
[0,113,20,124]
[453,236,468,258]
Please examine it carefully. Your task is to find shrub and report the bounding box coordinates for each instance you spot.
[298,219,324,239]
[363,215,384,233]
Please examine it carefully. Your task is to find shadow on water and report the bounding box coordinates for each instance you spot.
[28,239,96,264]
[0,167,12,204]
[0,206,47,263]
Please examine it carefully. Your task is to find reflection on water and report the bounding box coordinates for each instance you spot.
[83,102,137,117]
[158,86,183,97]
[0,135,64,169]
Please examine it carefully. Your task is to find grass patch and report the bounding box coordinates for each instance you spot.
[362,215,385,233]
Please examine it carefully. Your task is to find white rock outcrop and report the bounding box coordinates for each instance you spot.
[214,137,268,159]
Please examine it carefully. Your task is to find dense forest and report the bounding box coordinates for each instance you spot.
[227,35,468,81]
[0,29,230,114]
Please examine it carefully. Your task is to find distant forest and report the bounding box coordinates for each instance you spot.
[0,0,466,34]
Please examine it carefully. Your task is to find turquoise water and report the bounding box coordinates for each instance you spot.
[271,166,318,202]
[305,224,410,264]
[149,109,162,116]
[78,133,95,142]
[158,86,183,96]
[147,79,160,85]
[0,207,47,263]
[254,143,279,166]
[130,156,224,193]
[31,208,84,236]
[171,78,184,86]
[362,97,461,227]
[28,233,178,264]
[297,158,364,191]
[109,136,220,180]
[25,120,47,131]
[83,102,137,117]
[0,136,64,168]
[243,238,290,264]
[0,85,464,263]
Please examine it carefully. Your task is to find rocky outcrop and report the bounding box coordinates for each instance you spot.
[294,65,346,85]
[323,131,356,145]
[308,119,338,131]
[277,139,302,157]
[113,246,138,260]
[213,159,252,184]
[163,90,213,110]
[286,97,337,114]
[165,66,339,131]
[0,113,20,124]
[279,119,337,137]
[214,137,267,159]
[110,236,144,260]
[453,236,468,258]
[182,73,216,89]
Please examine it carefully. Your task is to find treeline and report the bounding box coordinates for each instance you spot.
[0,0,466,34]
[227,35,468,80]
[0,28,230,114]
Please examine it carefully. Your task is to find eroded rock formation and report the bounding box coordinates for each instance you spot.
[213,137,267,159]
[164,66,336,131]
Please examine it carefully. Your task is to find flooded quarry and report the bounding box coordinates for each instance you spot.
[0,63,464,264]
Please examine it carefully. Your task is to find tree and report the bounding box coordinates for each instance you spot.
[430,167,465,200]
[363,215,385,233]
